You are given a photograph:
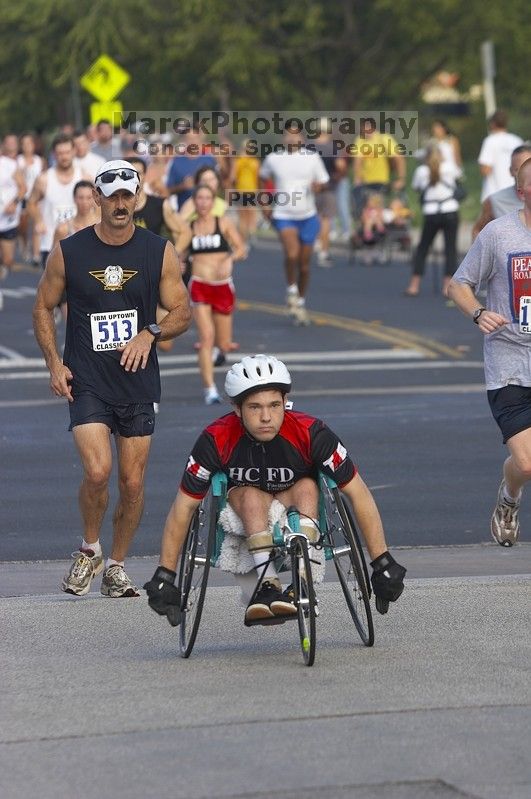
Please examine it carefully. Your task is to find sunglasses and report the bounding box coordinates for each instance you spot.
[98,168,139,184]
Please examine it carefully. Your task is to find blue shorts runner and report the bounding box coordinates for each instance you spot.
[272,214,320,245]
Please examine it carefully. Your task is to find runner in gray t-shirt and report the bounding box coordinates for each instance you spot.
[448,157,531,548]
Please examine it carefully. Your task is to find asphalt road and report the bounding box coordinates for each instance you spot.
[1,576,529,799]
[0,238,510,559]
[1,240,530,799]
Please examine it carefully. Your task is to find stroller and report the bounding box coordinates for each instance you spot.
[350,190,412,266]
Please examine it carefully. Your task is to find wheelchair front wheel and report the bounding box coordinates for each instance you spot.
[177,491,217,658]
[290,534,317,667]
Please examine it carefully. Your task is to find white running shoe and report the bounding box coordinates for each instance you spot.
[212,347,226,367]
[293,305,311,326]
[286,288,299,314]
[62,549,104,596]
[317,251,333,267]
[491,480,521,547]
[204,386,222,405]
[100,565,140,597]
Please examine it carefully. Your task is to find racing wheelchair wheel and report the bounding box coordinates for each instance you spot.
[177,490,218,658]
[290,533,317,667]
[320,476,374,647]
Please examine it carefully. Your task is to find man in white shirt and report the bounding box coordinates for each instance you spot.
[260,122,329,325]
[0,134,26,279]
[478,110,523,202]
[28,134,87,268]
[73,130,105,180]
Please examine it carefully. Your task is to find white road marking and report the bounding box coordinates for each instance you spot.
[0,358,484,381]
[0,384,486,407]
[0,286,37,298]
[0,398,61,408]
[294,384,486,397]
[0,348,426,369]
[0,344,23,360]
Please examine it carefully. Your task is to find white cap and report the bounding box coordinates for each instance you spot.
[94,159,140,197]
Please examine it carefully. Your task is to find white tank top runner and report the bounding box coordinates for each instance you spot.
[40,166,82,252]
[0,157,22,232]
[17,154,43,199]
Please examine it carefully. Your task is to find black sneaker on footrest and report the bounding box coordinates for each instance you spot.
[245,580,297,624]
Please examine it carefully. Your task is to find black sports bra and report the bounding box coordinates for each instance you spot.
[191,217,231,254]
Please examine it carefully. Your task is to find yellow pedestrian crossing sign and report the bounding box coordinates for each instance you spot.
[80,55,130,102]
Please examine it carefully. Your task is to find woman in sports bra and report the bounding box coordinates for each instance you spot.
[178,165,227,222]
[179,183,246,405]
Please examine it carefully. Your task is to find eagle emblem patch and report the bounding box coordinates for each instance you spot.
[89,265,137,291]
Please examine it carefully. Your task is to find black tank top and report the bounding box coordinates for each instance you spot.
[61,225,166,403]
[133,194,164,235]
[191,217,231,254]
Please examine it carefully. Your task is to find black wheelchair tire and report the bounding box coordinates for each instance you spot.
[291,534,317,667]
[177,492,218,658]
[324,483,374,647]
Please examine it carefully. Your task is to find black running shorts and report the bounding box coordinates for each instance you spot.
[487,385,531,444]
[0,226,18,240]
[68,391,156,437]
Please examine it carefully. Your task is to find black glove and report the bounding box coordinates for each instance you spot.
[143,566,181,627]
[370,551,406,614]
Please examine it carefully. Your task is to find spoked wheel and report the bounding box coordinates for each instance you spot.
[290,534,317,667]
[177,491,218,658]
[320,476,374,646]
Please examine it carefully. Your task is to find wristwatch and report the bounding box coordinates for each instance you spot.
[144,323,162,340]
[472,307,486,324]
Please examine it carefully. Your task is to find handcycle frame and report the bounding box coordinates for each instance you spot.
[177,471,374,666]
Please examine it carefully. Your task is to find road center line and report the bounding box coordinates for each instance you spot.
[237,299,464,359]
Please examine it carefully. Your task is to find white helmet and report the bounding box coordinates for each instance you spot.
[225,354,292,401]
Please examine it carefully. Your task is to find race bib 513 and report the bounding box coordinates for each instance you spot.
[90,309,137,351]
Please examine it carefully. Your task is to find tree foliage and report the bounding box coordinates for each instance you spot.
[0,0,528,133]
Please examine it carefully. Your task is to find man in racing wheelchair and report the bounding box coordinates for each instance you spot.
[144,354,406,626]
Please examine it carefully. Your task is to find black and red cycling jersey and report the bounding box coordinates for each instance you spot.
[180,410,357,499]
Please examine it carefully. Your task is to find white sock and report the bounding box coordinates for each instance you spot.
[503,486,520,504]
[248,532,278,584]
[287,284,298,295]
[105,558,124,569]
[82,539,101,556]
